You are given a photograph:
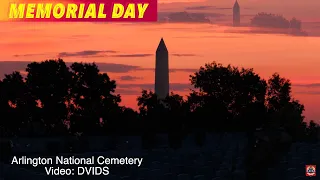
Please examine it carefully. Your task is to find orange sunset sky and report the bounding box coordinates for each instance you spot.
[0,0,320,122]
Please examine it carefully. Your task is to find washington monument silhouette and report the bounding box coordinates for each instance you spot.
[155,38,169,99]
[233,0,240,26]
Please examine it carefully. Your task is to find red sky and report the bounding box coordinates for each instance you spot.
[0,0,320,122]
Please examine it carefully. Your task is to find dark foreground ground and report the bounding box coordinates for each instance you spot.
[1,133,319,180]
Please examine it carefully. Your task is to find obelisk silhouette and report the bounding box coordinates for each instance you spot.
[233,0,240,26]
[155,38,169,99]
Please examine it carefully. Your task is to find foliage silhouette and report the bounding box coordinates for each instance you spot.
[250,13,308,36]
[0,59,318,140]
[0,59,319,179]
[68,62,121,135]
[266,73,306,140]
[188,62,267,137]
[137,90,188,149]
[0,60,124,137]
[251,12,291,29]
[306,120,320,142]
[26,59,71,136]
[0,59,318,143]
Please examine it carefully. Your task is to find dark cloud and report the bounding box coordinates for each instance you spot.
[0,61,198,79]
[157,12,224,23]
[144,27,192,31]
[185,6,216,10]
[110,54,152,58]
[16,51,152,59]
[115,88,139,95]
[13,53,47,57]
[295,91,320,95]
[171,54,197,57]
[119,75,142,81]
[201,35,241,38]
[169,68,197,73]
[224,26,309,37]
[91,63,140,73]
[173,35,241,39]
[0,61,30,77]
[223,14,255,18]
[294,83,320,88]
[0,61,139,78]
[293,84,320,95]
[58,50,117,57]
[215,7,232,10]
[117,83,192,94]
[138,67,197,73]
[185,6,233,11]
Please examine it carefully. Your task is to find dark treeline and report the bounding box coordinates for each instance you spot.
[0,59,319,145]
[251,13,302,29]
[250,13,308,36]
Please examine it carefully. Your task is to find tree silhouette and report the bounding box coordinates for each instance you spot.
[1,58,320,180]
[69,62,121,135]
[250,13,307,36]
[137,90,164,148]
[290,18,301,30]
[118,107,140,135]
[137,90,188,149]
[266,73,305,140]
[189,62,267,132]
[164,93,188,149]
[0,59,318,151]
[26,59,71,136]
[0,59,124,138]
[0,71,38,137]
[251,13,290,29]
[306,120,319,142]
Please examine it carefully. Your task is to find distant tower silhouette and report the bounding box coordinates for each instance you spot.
[233,0,240,26]
[155,38,169,99]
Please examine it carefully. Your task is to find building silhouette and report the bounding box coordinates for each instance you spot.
[233,0,240,26]
[155,38,169,99]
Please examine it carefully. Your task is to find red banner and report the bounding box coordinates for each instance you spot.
[7,0,157,22]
